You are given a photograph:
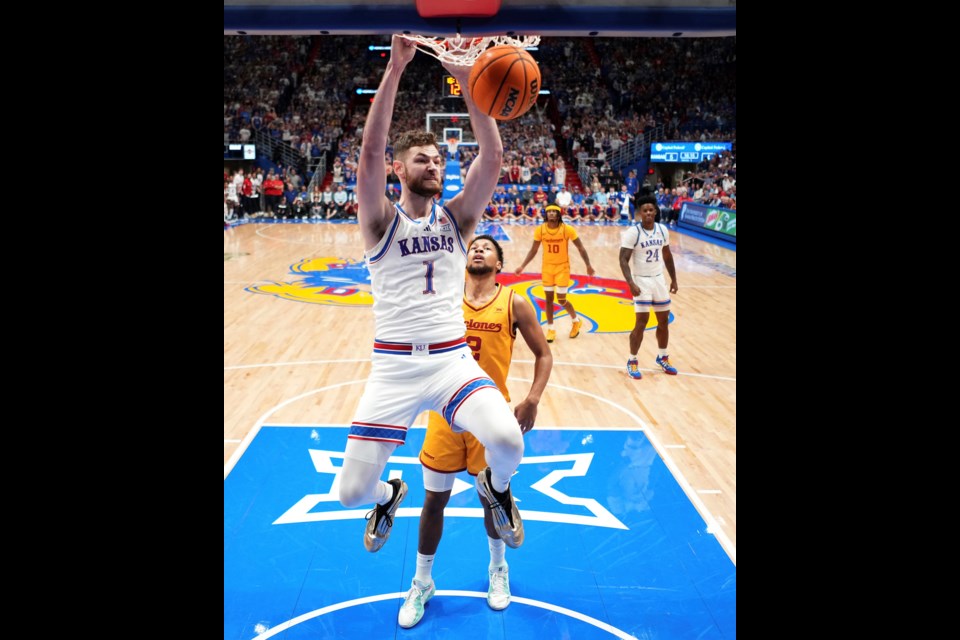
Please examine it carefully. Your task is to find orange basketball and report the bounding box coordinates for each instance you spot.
[468,45,541,121]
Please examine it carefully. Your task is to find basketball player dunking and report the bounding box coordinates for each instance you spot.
[337,35,526,555]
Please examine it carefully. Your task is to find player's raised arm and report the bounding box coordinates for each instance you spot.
[357,35,417,250]
[440,61,503,238]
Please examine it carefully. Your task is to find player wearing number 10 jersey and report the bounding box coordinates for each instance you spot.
[398,235,553,628]
[513,204,595,343]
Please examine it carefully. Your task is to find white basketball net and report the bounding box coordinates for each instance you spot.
[405,34,541,65]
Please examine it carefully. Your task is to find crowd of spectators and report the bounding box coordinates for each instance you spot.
[224,35,735,224]
[674,147,737,210]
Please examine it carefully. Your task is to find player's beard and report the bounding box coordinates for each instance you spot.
[467,264,495,276]
[406,175,442,198]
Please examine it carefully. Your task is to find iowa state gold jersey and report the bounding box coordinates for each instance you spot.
[534,222,578,267]
[464,284,516,402]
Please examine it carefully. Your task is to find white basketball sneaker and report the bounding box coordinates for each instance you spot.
[398,579,436,628]
[487,565,511,610]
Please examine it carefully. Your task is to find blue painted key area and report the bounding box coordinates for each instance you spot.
[225,426,735,639]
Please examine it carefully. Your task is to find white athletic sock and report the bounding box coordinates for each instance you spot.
[375,480,392,505]
[491,472,511,494]
[658,349,668,358]
[488,537,506,569]
[628,354,638,361]
[547,323,554,329]
[414,552,435,586]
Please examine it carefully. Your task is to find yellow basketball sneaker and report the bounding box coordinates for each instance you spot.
[569,319,582,338]
[546,328,556,343]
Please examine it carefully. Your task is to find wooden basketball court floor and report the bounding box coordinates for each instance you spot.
[224,218,736,638]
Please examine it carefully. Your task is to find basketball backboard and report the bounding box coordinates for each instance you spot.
[224,0,736,37]
[427,114,477,146]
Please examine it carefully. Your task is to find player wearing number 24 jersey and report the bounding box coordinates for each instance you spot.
[619,195,679,380]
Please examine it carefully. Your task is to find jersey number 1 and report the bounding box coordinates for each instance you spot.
[422,260,436,294]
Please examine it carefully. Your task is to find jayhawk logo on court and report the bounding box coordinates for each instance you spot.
[246,258,670,331]
[246,257,373,307]
[499,273,671,333]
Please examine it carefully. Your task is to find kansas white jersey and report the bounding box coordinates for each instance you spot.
[365,202,468,343]
[621,222,670,277]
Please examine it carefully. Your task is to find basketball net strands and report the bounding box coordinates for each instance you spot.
[404,34,541,66]
[446,136,459,156]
